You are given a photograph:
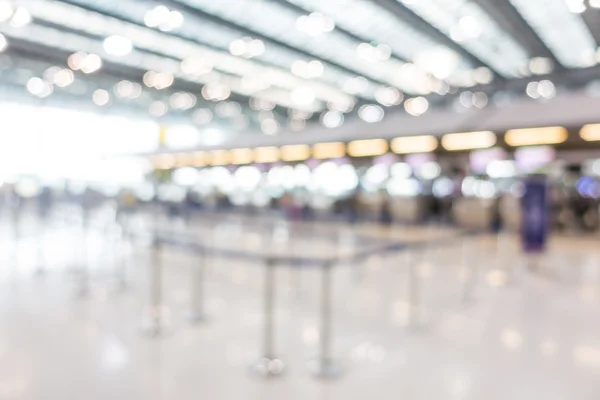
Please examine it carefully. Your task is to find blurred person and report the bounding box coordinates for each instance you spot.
[490,195,503,233]
[379,190,393,227]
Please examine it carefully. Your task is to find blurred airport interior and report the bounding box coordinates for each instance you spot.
[2,0,600,399]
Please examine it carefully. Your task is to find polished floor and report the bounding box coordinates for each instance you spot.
[0,204,599,399]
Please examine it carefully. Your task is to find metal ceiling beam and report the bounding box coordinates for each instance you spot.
[53,0,374,103]
[368,0,504,78]
[266,0,410,63]
[473,0,564,69]
[161,0,393,87]
[580,9,600,47]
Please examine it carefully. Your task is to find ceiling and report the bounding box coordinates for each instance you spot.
[2,0,600,143]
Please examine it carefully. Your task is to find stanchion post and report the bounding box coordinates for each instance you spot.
[186,246,207,324]
[461,238,477,305]
[140,236,170,337]
[250,257,285,377]
[74,208,90,298]
[309,260,342,379]
[115,222,128,291]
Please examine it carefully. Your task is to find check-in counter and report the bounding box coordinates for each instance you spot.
[453,197,493,230]
[390,197,422,223]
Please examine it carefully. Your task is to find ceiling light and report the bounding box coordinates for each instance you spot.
[327,99,355,113]
[192,108,213,125]
[358,104,384,123]
[170,92,196,110]
[0,1,13,22]
[375,87,403,107]
[312,142,346,159]
[291,86,315,106]
[149,101,168,117]
[591,0,600,8]
[414,47,460,80]
[296,12,335,36]
[343,76,369,94]
[581,124,600,141]
[250,97,275,111]
[442,131,497,151]
[281,144,311,161]
[229,37,265,58]
[459,91,474,108]
[526,81,540,98]
[144,6,183,31]
[347,139,389,157]
[261,119,279,135]
[210,150,231,166]
[215,101,241,118]
[505,126,568,146]
[390,135,438,154]
[180,57,213,76]
[404,97,429,116]
[92,89,110,106]
[320,110,344,128]
[291,59,324,79]
[53,69,74,88]
[458,15,482,39]
[231,148,254,165]
[254,146,280,163]
[566,0,586,13]
[356,42,391,62]
[68,52,86,70]
[81,54,102,74]
[27,77,52,98]
[0,34,7,52]
[114,80,141,99]
[473,92,488,108]
[103,35,133,57]
[10,7,31,27]
[529,57,554,75]
[473,67,493,84]
[144,71,174,90]
[538,80,556,99]
[202,82,231,101]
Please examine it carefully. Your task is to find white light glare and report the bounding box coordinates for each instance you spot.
[291,87,315,106]
[261,119,279,135]
[375,87,403,106]
[591,0,600,8]
[92,89,110,106]
[68,52,102,73]
[356,43,391,62]
[320,110,344,128]
[169,92,196,110]
[343,76,369,95]
[296,12,335,36]
[149,101,168,117]
[114,80,142,99]
[144,6,183,31]
[451,15,482,42]
[229,37,265,58]
[404,97,429,116]
[180,57,213,76]
[143,71,174,90]
[10,7,31,27]
[529,57,554,75]
[202,82,231,101]
[291,60,324,79]
[103,35,133,57]
[358,104,384,123]
[565,0,586,13]
[26,77,53,98]
[192,108,213,125]
[0,33,7,52]
[526,80,556,99]
[0,1,13,22]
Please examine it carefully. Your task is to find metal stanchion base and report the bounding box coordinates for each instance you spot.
[250,357,286,378]
[307,358,343,379]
